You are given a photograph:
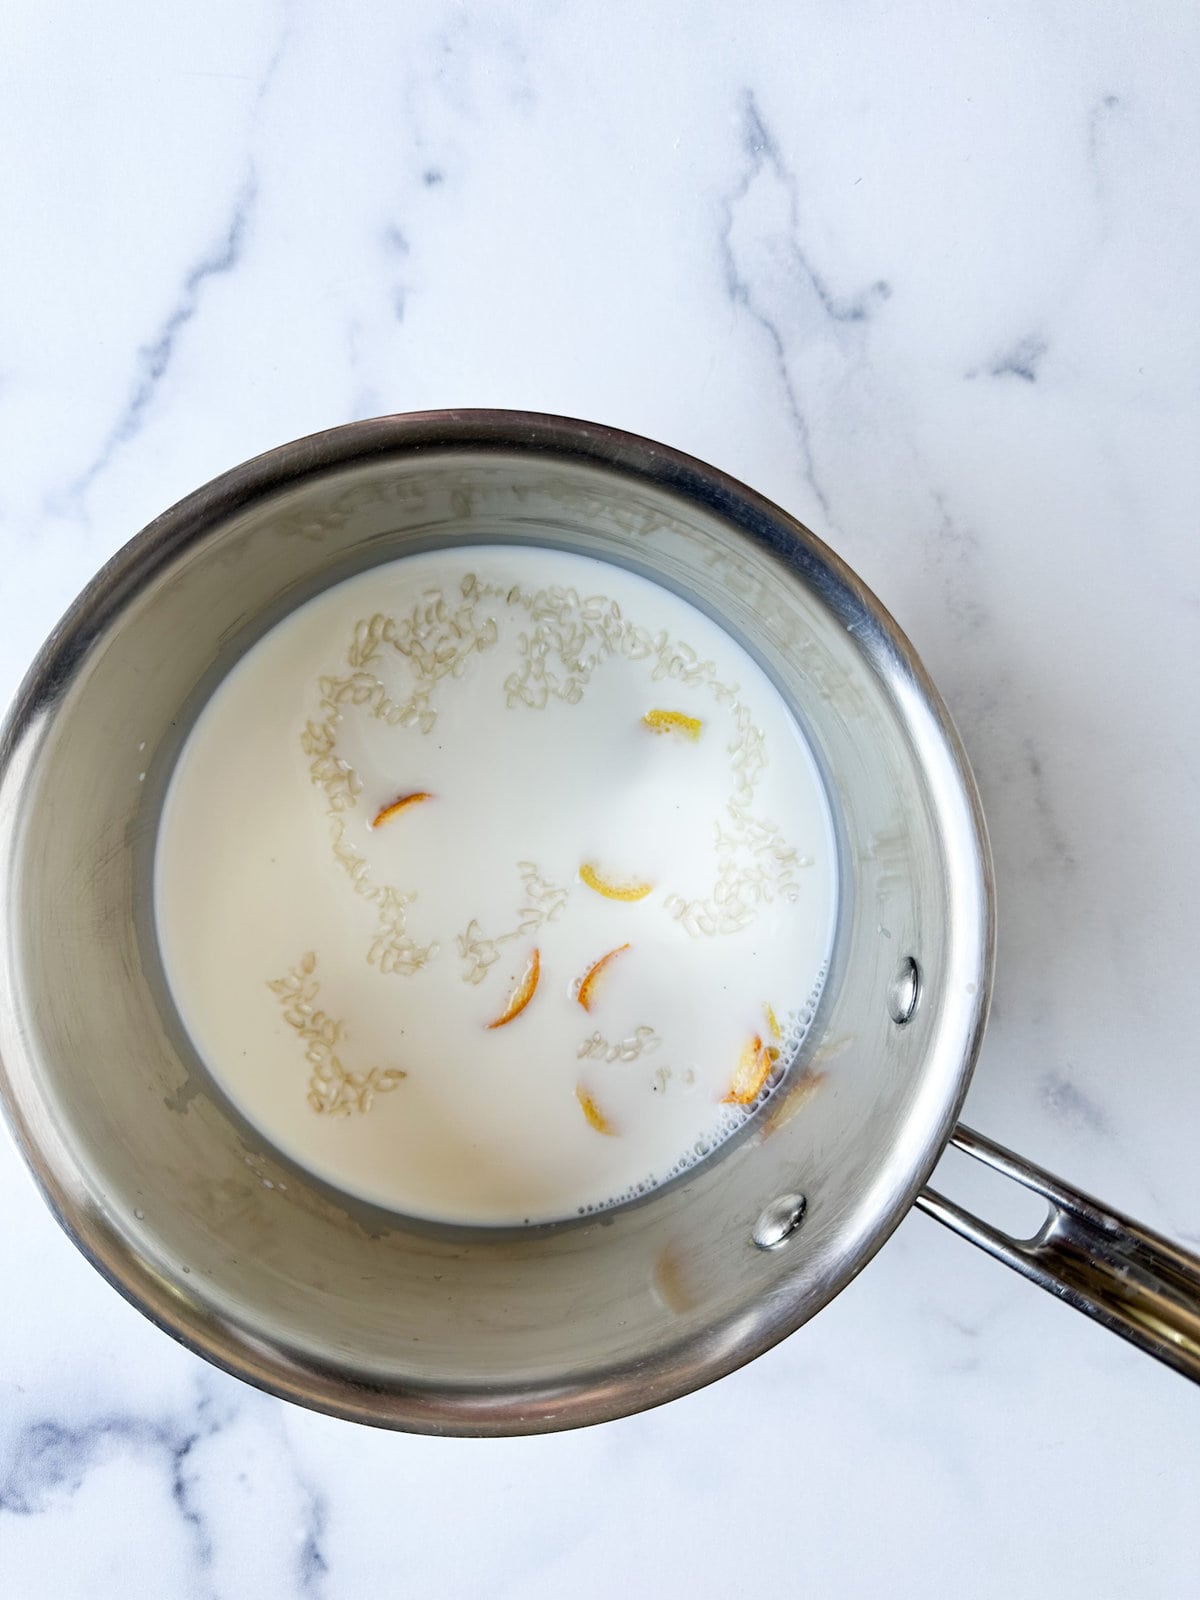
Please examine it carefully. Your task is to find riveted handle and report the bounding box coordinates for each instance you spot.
[917,1125,1200,1384]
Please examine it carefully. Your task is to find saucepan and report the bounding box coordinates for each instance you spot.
[0,411,1196,1434]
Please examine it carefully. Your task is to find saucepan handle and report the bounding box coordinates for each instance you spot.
[916,1124,1200,1383]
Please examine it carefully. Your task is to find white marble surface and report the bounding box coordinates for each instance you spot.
[2,2,1199,1594]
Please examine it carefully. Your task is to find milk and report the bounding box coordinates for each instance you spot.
[154,545,837,1224]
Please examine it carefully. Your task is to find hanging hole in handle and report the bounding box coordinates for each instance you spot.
[933,1143,1051,1242]
[887,956,921,1025]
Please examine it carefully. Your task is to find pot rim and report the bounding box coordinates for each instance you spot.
[0,410,995,1433]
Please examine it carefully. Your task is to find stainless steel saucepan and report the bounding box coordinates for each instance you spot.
[1,412,1196,1433]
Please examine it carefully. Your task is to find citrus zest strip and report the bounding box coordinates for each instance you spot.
[576,944,631,1012]
[486,949,541,1030]
[723,1034,774,1105]
[579,863,653,902]
[765,1004,782,1042]
[576,1086,615,1135]
[371,791,433,829]
[642,709,703,740]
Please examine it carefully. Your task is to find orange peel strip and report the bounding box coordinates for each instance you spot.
[723,1034,774,1105]
[486,949,541,1030]
[579,862,653,902]
[576,1085,615,1135]
[576,943,631,1012]
[642,708,703,740]
[371,791,433,829]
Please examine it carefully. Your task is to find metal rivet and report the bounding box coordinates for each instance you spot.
[752,1192,807,1250]
[887,956,921,1025]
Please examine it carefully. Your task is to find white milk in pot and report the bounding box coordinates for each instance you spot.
[154,546,837,1224]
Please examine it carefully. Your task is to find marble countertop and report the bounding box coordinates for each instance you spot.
[3,3,1199,1595]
